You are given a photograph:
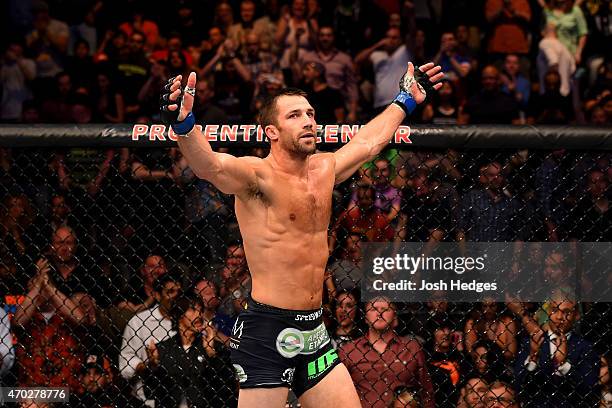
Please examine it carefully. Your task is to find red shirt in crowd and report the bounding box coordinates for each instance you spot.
[339,334,435,408]
[335,206,395,243]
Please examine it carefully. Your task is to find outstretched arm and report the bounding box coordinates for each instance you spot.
[333,62,443,184]
[162,72,258,196]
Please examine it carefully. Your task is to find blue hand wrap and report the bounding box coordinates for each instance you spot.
[392,91,417,115]
[170,112,196,135]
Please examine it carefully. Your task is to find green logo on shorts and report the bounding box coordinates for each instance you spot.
[276,328,305,358]
[307,349,338,380]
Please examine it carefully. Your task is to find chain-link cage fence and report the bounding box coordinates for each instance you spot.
[0,128,611,408]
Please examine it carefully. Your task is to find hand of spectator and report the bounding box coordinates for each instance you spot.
[529,329,544,360]
[574,51,582,66]
[146,341,160,367]
[553,334,568,365]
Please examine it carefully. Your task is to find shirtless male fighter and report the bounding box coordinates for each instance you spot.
[159,62,443,407]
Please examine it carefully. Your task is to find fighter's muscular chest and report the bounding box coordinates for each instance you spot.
[241,157,335,233]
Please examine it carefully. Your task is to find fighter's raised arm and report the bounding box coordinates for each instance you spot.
[332,62,444,184]
[160,72,258,196]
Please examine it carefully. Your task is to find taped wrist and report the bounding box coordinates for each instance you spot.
[392,91,417,115]
[171,112,195,135]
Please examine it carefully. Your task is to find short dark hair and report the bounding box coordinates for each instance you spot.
[258,88,308,128]
[153,269,182,293]
[169,292,204,330]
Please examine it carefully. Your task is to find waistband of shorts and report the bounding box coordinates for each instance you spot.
[246,296,323,317]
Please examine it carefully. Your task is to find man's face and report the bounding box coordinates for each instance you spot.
[485,384,518,408]
[209,28,224,47]
[441,33,456,51]
[544,252,566,283]
[549,299,577,334]
[544,73,561,92]
[241,1,255,22]
[588,170,608,198]
[195,280,220,310]
[318,27,334,50]
[357,187,374,210]
[474,346,488,373]
[271,95,317,156]
[58,75,72,95]
[225,245,246,271]
[157,281,181,311]
[82,368,108,393]
[462,378,489,408]
[482,299,498,320]
[480,163,503,191]
[141,255,167,283]
[481,67,500,92]
[434,327,451,350]
[180,305,204,334]
[385,28,402,53]
[245,34,260,57]
[456,25,469,43]
[51,228,77,263]
[365,299,396,332]
[504,55,520,76]
[51,196,70,220]
[196,81,214,106]
[302,63,319,85]
[292,0,306,17]
[130,34,145,53]
[373,160,391,187]
[335,292,357,327]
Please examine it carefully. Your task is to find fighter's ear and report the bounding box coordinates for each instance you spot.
[265,124,279,141]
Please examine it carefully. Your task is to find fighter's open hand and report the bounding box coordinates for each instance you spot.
[401,62,444,105]
[160,72,197,134]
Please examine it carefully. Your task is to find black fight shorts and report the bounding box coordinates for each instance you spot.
[230,297,340,397]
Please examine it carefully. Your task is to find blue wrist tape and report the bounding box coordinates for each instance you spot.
[392,91,417,115]
[171,112,196,135]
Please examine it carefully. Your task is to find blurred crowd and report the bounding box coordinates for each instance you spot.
[1,0,612,407]
[0,0,611,126]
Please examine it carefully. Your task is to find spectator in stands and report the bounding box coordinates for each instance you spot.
[295,25,358,122]
[457,377,488,408]
[0,193,34,258]
[332,0,387,55]
[213,2,235,35]
[465,340,508,383]
[302,61,345,124]
[515,293,600,407]
[539,0,588,66]
[198,26,226,70]
[41,71,76,123]
[398,170,460,242]
[501,54,531,109]
[117,253,168,314]
[422,79,461,125]
[457,161,524,241]
[340,297,435,407]
[355,26,412,114]
[276,0,318,69]
[91,70,125,124]
[193,278,232,340]
[427,320,466,408]
[528,69,574,124]
[228,0,274,51]
[71,353,146,408]
[68,4,98,56]
[361,157,402,222]
[13,248,92,389]
[119,272,182,405]
[116,31,150,120]
[485,381,519,408]
[537,22,576,97]
[151,32,194,68]
[118,8,159,52]
[328,233,364,293]
[330,183,395,251]
[25,2,69,87]
[147,293,237,407]
[464,299,517,361]
[64,39,94,91]
[1,40,36,122]
[433,31,471,82]
[390,385,421,408]
[217,244,251,318]
[568,169,611,241]
[459,66,521,124]
[0,307,14,382]
[484,0,532,58]
[192,76,229,124]
[330,290,362,349]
